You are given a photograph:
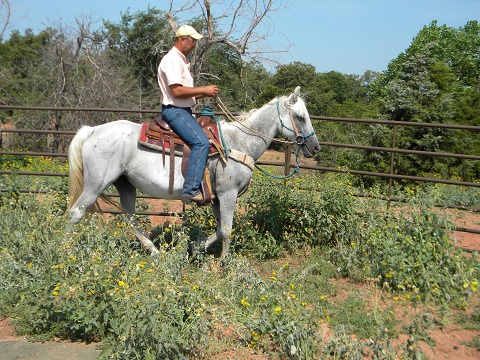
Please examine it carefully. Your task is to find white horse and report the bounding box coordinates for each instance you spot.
[68,87,320,258]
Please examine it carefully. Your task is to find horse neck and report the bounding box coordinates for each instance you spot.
[224,104,281,161]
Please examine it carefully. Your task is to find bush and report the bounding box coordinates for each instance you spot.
[233,173,360,257]
[0,170,478,358]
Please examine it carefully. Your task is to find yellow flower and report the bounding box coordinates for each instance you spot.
[274,306,282,313]
[241,298,251,307]
[404,294,410,300]
[118,280,126,287]
[290,283,295,290]
[52,291,59,296]
[471,281,478,292]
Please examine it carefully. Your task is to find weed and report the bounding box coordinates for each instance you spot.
[0,167,478,358]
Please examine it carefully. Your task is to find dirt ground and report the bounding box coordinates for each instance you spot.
[1,151,479,359]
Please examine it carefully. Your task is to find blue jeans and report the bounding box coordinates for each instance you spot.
[161,106,209,198]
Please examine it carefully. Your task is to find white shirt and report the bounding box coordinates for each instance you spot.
[157,46,196,108]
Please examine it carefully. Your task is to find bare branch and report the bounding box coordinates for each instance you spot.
[163,0,292,68]
[0,0,11,39]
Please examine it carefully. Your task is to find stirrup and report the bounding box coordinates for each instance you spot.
[198,168,214,205]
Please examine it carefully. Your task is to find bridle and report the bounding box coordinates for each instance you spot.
[214,96,317,179]
[276,101,316,147]
[252,100,316,179]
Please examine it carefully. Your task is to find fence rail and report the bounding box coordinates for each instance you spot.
[1,105,479,238]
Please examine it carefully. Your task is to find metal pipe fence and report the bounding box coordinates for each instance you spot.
[1,105,479,234]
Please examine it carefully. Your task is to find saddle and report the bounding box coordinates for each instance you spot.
[138,112,225,205]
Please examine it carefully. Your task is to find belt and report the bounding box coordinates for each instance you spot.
[161,104,191,110]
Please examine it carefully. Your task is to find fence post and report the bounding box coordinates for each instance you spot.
[284,144,292,177]
[388,124,398,208]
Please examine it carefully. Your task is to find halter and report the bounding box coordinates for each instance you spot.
[253,100,316,179]
[214,96,317,179]
[276,101,316,146]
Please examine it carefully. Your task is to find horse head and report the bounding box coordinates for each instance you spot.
[279,86,321,158]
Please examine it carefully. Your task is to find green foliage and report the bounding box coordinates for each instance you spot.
[0,155,68,199]
[0,170,478,358]
[238,173,359,255]
[0,29,52,105]
[233,172,478,305]
[328,189,479,306]
[102,7,170,92]
[367,20,480,181]
[413,182,480,207]
[0,191,208,357]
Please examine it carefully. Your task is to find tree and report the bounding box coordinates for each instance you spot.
[0,0,10,40]
[0,28,51,104]
[368,20,480,180]
[162,0,291,106]
[102,7,170,93]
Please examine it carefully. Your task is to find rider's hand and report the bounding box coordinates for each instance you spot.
[203,85,219,98]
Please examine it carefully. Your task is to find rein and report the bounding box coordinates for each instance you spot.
[214,96,315,179]
[254,148,301,179]
[215,97,292,145]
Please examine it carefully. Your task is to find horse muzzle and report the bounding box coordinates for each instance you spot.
[301,140,321,158]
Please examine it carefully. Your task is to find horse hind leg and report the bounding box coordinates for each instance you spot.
[69,189,103,224]
[114,177,160,256]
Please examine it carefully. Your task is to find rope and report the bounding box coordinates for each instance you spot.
[215,96,237,123]
[215,96,292,145]
[205,98,304,180]
[254,148,301,179]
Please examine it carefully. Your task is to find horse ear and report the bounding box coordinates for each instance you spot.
[290,86,301,104]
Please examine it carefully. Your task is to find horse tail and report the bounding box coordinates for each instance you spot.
[67,126,95,210]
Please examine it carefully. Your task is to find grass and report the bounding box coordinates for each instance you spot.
[0,158,479,359]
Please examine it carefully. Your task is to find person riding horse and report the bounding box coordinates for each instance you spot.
[157,25,219,204]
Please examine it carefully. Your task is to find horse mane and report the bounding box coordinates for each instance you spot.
[232,91,307,124]
[236,96,284,123]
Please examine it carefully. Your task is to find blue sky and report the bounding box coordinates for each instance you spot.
[5,0,480,75]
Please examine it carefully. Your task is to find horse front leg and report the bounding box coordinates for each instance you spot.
[205,193,237,258]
